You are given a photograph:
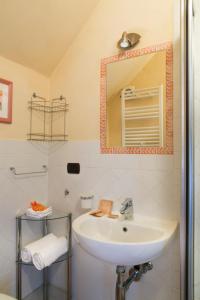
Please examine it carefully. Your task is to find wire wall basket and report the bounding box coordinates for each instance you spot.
[28,93,69,142]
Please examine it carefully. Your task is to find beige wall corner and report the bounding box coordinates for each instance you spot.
[0,56,49,140]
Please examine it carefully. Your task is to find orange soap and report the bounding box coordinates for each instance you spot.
[31,201,47,211]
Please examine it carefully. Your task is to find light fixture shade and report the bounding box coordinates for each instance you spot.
[117,32,141,50]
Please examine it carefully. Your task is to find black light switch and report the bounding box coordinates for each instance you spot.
[67,163,80,174]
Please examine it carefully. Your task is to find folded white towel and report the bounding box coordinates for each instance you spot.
[26,207,52,219]
[21,233,57,263]
[33,236,68,270]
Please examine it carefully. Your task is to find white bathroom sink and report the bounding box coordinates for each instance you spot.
[72,213,177,265]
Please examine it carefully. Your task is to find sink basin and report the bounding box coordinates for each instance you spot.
[72,213,178,265]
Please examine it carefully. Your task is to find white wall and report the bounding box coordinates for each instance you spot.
[48,141,180,300]
[0,0,181,299]
[0,47,49,298]
[0,141,48,297]
[48,0,181,299]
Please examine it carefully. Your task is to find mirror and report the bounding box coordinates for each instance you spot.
[100,42,173,154]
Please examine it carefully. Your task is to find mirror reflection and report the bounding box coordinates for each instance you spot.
[106,50,167,148]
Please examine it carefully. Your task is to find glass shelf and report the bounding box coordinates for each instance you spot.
[27,133,68,142]
[17,253,70,267]
[23,285,66,300]
[17,210,71,222]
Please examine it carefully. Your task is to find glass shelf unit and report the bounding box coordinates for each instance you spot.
[17,210,70,221]
[23,285,66,300]
[16,253,69,266]
[16,210,72,300]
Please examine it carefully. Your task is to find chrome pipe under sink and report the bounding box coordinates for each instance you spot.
[116,263,153,300]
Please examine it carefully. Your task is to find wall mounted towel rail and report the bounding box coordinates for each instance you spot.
[121,86,163,147]
[10,165,48,176]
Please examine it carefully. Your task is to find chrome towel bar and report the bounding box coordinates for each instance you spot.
[10,165,48,176]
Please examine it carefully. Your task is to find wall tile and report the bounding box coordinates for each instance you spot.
[0,141,48,298]
[48,140,180,300]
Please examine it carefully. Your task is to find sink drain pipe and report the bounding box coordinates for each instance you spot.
[116,262,153,300]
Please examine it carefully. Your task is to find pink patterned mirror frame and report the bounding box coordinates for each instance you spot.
[100,42,173,154]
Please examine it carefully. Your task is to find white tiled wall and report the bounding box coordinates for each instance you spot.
[0,141,48,297]
[48,140,180,300]
[0,137,180,300]
[0,80,181,300]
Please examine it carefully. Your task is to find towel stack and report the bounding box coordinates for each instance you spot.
[21,233,68,270]
[26,201,52,219]
[26,207,52,219]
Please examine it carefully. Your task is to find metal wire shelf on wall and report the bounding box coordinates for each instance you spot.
[28,93,69,142]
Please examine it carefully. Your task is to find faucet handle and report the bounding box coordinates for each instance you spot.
[120,198,134,220]
[122,198,133,207]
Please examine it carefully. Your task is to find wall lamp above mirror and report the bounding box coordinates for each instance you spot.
[100,42,173,155]
[117,32,141,50]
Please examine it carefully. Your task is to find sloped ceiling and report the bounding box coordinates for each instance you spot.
[0,0,100,76]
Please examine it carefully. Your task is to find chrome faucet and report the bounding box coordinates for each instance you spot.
[120,198,134,220]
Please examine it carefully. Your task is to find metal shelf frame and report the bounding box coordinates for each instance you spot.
[28,93,69,142]
[16,212,72,300]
